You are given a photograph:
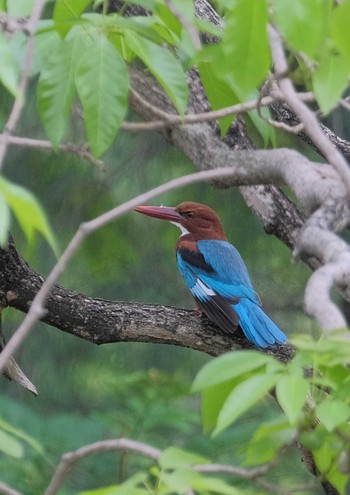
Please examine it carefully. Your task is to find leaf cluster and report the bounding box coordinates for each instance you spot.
[193,333,350,493]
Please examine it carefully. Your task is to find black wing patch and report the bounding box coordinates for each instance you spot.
[195,294,240,334]
[178,248,214,273]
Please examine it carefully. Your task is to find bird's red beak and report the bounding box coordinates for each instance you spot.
[133,205,182,222]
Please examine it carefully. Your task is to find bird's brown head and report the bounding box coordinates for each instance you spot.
[133,201,226,241]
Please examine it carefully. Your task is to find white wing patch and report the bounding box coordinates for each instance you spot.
[190,278,216,301]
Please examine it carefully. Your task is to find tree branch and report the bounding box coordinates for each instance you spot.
[0,481,24,495]
[44,438,161,495]
[0,231,294,364]
[5,135,105,169]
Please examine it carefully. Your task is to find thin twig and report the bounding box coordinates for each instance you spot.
[257,108,305,134]
[0,0,45,170]
[44,438,161,495]
[0,13,31,36]
[0,482,24,495]
[5,135,105,169]
[124,90,315,131]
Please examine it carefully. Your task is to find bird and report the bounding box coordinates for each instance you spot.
[133,201,287,348]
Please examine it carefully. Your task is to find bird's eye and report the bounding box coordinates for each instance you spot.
[182,211,194,218]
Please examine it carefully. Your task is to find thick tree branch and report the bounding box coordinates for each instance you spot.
[0,239,294,363]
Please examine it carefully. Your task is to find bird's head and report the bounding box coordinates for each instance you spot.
[133,201,226,240]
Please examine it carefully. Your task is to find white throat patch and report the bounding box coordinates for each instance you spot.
[171,222,190,237]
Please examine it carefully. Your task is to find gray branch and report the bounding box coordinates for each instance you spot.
[0,239,294,363]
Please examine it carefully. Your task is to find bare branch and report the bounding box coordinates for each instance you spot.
[0,13,31,36]
[5,135,105,169]
[44,438,161,495]
[121,91,315,132]
[296,200,350,330]
[256,91,305,134]
[0,482,24,495]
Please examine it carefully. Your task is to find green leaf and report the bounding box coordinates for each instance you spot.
[54,0,92,36]
[331,0,350,65]
[79,473,148,495]
[124,31,188,115]
[312,53,349,114]
[7,0,35,16]
[0,418,45,456]
[247,107,276,148]
[0,428,24,458]
[75,35,129,157]
[245,417,296,465]
[192,350,278,392]
[275,374,310,424]
[83,13,165,45]
[0,194,10,246]
[198,59,239,135]
[159,447,209,469]
[0,176,58,256]
[33,29,62,74]
[272,0,331,59]
[222,0,270,98]
[0,31,19,96]
[214,373,278,435]
[316,399,350,432]
[38,36,83,147]
[311,435,348,493]
[201,378,242,432]
[161,468,202,494]
[191,475,243,495]
[153,0,195,54]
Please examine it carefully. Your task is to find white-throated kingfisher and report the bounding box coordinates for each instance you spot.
[134,201,287,348]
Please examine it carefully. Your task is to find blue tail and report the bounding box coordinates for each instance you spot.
[235,299,287,348]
